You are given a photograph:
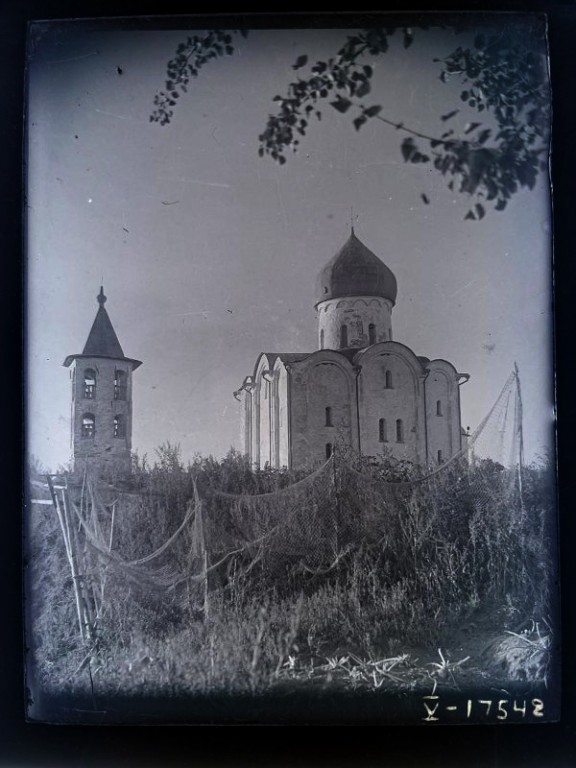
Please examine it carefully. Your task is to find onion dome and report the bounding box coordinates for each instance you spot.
[316,228,397,306]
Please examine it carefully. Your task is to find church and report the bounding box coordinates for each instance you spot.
[235,229,469,470]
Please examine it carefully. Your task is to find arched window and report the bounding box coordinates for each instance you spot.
[368,323,376,345]
[385,370,393,389]
[340,324,348,348]
[81,413,95,438]
[114,370,127,401]
[114,414,125,438]
[83,369,96,399]
[436,399,443,416]
[396,419,404,443]
[437,449,444,464]
[325,407,333,427]
[320,329,325,349]
[379,418,387,443]
[325,443,333,459]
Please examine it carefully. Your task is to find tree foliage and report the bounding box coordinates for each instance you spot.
[150,21,550,219]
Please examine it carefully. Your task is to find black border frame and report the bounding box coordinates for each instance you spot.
[4,2,576,765]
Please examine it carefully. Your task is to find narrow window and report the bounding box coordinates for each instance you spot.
[340,324,348,348]
[114,414,125,438]
[325,407,333,427]
[396,419,404,443]
[437,449,444,464]
[325,443,333,459]
[436,399,443,416]
[83,369,96,399]
[368,323,376,345]
[385,370,393,389]
[81,413,95,438]
[379,418,387,443]
[320,329,325,349]
[114,370,127,401]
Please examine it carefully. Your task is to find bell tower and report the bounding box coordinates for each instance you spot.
[63,287,142,477]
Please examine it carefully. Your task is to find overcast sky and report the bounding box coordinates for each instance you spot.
[26,19,553,471]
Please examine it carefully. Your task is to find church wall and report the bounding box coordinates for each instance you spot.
[258,378,272,468]
[357,347,425,465]
[276,364,290,468]
[72,356,133,475]
[316,296,393,350]
[289,356,357,467]
[424,362,462,464]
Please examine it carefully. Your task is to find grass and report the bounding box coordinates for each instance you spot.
[26,449,558,701]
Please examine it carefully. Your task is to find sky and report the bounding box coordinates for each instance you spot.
[26,19,554,471]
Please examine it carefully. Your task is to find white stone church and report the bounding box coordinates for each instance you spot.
[235,229,469,470]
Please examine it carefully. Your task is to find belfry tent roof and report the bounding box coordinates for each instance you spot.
[63,287,142,369]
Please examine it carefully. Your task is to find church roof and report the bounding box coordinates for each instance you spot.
[315,229,397,306]
[63,287,142,369]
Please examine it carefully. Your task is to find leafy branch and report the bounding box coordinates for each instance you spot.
[151,22,550,220]
[150,29,247,126]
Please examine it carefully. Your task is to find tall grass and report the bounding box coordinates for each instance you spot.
[27,448,557,697]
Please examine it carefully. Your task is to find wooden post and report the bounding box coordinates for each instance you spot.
[513,362,525,509]
[61,484,94,643]
[193,482,210,621]
[47,476,86,641]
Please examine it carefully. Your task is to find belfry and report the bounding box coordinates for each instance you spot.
[236,229,469,469]
[63,287,142,477]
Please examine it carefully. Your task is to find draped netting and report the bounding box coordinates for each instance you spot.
[48,367,525,628]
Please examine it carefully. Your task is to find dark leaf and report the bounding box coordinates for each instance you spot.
[475,203,485,220]
[363,105,382,118]
[495,199,507,211]
[421,193,430,204]
[362,65,373,77]
[478,129,491,144]
[464,210,476,220]
[356,81,371,98]
[464,122,481,135]
[292,55,308,70]
[441,109,459,122]
[353,116,367,131]
[401,137,416,162]
[330,97,352,114]
[461,91,469,101]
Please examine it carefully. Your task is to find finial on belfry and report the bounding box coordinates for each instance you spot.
[97,286,107,306]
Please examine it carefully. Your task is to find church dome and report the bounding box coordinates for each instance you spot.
[316,229,397,306]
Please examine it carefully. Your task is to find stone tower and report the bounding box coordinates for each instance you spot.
[63,287,142,477]
[315,227,397,351]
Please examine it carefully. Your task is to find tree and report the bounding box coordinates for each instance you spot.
[150,20,550,220]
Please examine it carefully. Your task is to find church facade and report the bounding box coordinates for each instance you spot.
[236,230,469,469]
[63,287,141,476]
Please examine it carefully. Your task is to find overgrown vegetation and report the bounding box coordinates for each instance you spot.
[26,446,556,699]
